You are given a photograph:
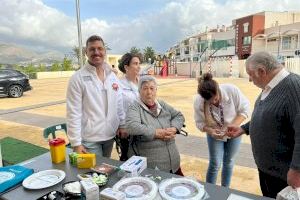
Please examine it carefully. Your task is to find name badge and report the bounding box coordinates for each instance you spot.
[83,76,92,81]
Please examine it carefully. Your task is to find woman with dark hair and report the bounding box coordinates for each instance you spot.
[193,73,250,187]
[117,53,142,161]
[118,53,142,109]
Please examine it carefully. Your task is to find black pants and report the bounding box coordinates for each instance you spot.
[258,169,288,198]
[119,138,129,161]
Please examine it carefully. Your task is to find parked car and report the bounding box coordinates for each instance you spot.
[0,69,32,98]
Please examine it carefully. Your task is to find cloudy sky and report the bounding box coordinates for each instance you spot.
[1,0,300,55]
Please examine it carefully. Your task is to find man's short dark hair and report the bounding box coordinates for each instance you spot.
[86,35,104,47]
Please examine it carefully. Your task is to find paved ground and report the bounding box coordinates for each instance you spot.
[0,111,256,168]
[0,76,262,195]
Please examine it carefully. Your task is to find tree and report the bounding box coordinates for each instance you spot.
[14,64,24,73]
[36,63,46,72]
[62,58,73,71]
[143,46,156,64]
[105,43,111,51]
[72,46,86,66]
[19,63,38,79]
[50,62,61,71]
[130,46,141,55]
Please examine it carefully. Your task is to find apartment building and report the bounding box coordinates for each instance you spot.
[252,22,300,58]
[235,11,300,59]
[167,11,300,62]
[168,25,235,62]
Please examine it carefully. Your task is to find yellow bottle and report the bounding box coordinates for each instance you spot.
[77,154,96,168]
[49,138,66,163]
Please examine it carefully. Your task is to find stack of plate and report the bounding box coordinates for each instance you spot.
[113,177,159,200]
[159,178,205,200]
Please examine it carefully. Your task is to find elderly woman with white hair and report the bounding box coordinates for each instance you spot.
[125,75,185,175]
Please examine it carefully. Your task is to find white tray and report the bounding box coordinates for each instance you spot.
[22,169,66,190]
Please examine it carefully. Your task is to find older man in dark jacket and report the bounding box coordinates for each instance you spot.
[226,52,300,198]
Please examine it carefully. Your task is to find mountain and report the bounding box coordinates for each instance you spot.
[0,43,64,65]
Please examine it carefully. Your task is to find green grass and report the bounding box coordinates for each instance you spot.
[0,137,48,166]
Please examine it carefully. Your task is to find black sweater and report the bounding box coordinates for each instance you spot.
[242,73,300,181]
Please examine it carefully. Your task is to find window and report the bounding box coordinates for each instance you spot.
[227,39,235,46]
[200,41,208,52]
[282,36,291,50]
[184,47,189,54]
[8,70,21,76]
[243,36,251,45]
[243,22,249,33]
[197,43,201,52]
[267,38,277,42]
[0,70,11,78]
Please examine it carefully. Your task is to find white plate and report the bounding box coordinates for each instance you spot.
[22,169,66,190]
[159,178,205,200]
[113,177,158,200]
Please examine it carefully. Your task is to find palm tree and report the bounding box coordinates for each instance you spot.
[72,46,86,65]
[143,46,156,64]
[105,43,111,51]
[130,46,141,54]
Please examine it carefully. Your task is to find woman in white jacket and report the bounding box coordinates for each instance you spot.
[117,53,142,160]
[194,73,250,187]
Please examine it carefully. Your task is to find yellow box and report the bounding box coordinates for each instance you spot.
[77,154,96,168]
[49,138,66,164]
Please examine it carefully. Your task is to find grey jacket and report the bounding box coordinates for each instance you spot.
[125,99,185,173]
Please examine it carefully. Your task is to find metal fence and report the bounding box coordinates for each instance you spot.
[285,57,300,75]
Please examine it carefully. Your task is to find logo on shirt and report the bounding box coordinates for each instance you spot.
[112,83,119,91]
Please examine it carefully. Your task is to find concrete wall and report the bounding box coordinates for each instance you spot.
[35,58,299,79]
[106,54,122,67]
[174,58,299,78]
[175,59,248,78]
[36,71,75,79]
[176,62,193,76]
[238,60,247,78]
[265,12,300,29]
[252,39,266,53]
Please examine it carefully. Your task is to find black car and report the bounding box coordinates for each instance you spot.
[0,69,32,98]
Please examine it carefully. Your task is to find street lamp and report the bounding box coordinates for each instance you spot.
[189,51,193,78]
[76,0,83,68]
[199,57,202,75]
[276,21,281,59]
